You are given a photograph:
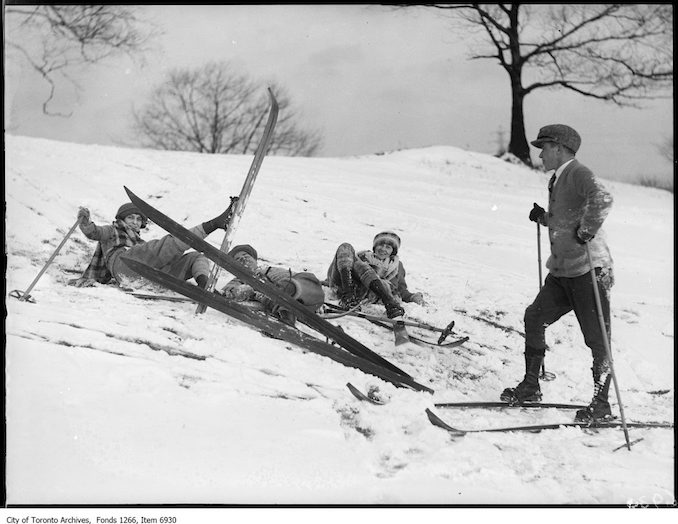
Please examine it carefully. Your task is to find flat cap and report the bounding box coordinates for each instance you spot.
[531,124,581,153]
[228,244,258,260]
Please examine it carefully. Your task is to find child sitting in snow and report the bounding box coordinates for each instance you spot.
[327,230,425,319]
[70,200,236,290]
[218,244,325,326]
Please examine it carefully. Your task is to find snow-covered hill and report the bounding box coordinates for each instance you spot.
[5,134,674,506]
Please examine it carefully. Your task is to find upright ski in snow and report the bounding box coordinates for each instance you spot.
[123,187,433,392]
[196,88,279,314]
[425,408,673,436]
[123,257,432,392]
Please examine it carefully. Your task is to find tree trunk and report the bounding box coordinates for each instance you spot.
[508,74,531,166]
[505,5,531,167]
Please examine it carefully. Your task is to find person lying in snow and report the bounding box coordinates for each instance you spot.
[217,244,325,326]
[326,230,425,319]
[69,201,236,289]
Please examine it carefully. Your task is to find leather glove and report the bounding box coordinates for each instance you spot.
[410,292,426,306]
[529,203,546,223]
[77,207,91,224]
[575,227,595,244]
[220,282,254,301]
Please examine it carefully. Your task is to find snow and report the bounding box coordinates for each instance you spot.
[4,134,674,513]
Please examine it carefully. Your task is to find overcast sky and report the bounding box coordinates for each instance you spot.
[5,4,673,183]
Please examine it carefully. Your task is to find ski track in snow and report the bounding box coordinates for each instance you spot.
[5,135,674,505]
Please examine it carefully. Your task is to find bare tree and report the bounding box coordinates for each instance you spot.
[657,136,674,164]
[403,4,673,165]
[131,62,323,156]
[5,5,156,115]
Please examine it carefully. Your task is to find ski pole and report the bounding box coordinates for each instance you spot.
[537,222,543,290]
[320,299,369,319]
[585,243,631,451]
[325,303,442,330]
[323,303,456,342]
[536,223,555,380]
[10,217,81,303]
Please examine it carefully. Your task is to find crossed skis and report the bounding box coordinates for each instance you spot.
[346,383,673,436]
[122,186,435,393]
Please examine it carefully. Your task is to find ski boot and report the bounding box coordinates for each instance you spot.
[368,279,404,318]
[575,363,613,422]
[385,302,405,319]
[339,293,361,311]
[574,398,612,423]
[337,268,360,310]
[500,352,544,404]
[201,196,239,234]
[500,383,542,404]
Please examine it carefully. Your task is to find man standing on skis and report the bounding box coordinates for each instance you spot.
[327,231,425,319]
[70,200,236,290]
[501,124,615,423]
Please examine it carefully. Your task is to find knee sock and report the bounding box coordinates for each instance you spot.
[196,274,209,289]
[192,256,211,288]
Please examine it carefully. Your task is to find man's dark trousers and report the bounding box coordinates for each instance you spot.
[524,268,613,366]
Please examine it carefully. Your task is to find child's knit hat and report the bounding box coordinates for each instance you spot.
[373,231,401,255]
[116,202,148,228]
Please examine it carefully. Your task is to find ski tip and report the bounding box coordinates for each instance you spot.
[267,86,279,106]
[346,382,387,405]
[124,186,136,201]
[346,382,366,399]
[425,408,465,436]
